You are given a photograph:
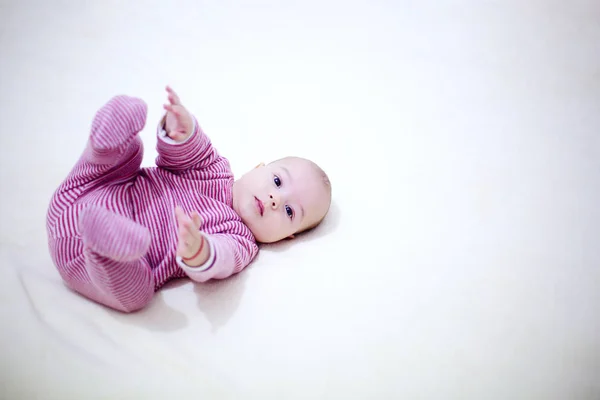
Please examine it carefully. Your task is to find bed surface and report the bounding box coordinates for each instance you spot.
[1,1,599,399]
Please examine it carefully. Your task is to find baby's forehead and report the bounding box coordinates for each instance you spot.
[270,157,330,200]
[272,158,316,176]
[276,160,328,195]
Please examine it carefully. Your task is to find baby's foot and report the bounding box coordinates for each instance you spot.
[89,95,147,164]
[80,206,150,262]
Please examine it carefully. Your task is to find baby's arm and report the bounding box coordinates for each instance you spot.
[155,86,220,173]
[174,207,258,282]
[179,233,258,282]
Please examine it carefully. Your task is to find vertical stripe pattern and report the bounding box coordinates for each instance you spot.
[46,95,258,313]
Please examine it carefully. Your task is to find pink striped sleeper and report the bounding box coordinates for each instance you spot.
[46,95,258,312]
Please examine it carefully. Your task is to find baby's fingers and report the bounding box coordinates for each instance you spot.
[178,225,197,251]
[163,104,181,117]
[181,218,196,237]
[168,94,180,106]
[166,86,182,105]
[191,211,202,229]
[175,206,188,224]
[175,207,194,234]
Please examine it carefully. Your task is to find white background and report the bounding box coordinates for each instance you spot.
[1,0,599,399]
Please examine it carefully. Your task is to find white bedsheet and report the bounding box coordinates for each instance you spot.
[1,1,599,399]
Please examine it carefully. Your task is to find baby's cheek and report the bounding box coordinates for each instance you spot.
[260,217,277,235]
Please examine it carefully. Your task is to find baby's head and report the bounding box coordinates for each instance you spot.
[232,156,331,243]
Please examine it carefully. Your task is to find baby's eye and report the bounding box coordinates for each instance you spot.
[285,205,294,219]
[274,176,281,187]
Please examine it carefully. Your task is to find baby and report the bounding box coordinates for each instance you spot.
[46,86,332,313]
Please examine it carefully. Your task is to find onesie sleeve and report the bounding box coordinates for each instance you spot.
[176,233,259,282]
[155,114,221,173]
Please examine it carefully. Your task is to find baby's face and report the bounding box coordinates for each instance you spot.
[232,157,330,243]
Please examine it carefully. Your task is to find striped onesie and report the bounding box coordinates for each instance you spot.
[46,95,258,312]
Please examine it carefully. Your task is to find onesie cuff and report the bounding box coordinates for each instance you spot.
[176,236,216,273]
[157,115,196,145]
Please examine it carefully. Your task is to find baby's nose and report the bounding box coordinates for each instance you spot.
[269,193,281,209]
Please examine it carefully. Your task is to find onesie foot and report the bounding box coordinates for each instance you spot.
[80,206,151,262]
[88,95,148,164]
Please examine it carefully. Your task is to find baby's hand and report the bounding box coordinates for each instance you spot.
[163,86,194,142]
[175,206,209,267]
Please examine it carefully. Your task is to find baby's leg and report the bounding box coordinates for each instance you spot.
[47,95,147,232]
[57,206,155,313]
[47,95,155,312]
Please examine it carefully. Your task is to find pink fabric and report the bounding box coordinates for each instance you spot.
[46,95,258,312]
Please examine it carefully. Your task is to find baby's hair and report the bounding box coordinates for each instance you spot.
[270,156,332,233]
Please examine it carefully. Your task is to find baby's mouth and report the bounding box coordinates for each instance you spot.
[254,196,264,216]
